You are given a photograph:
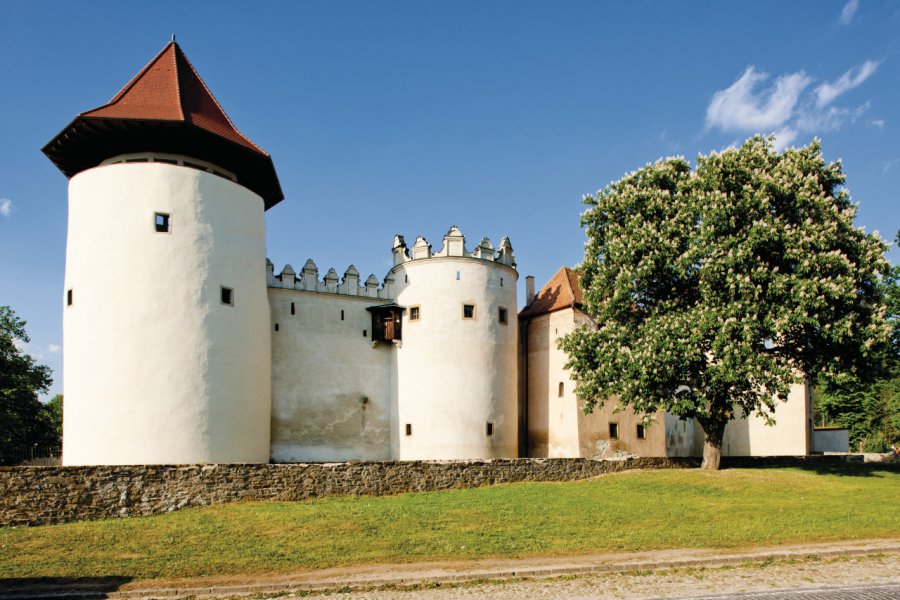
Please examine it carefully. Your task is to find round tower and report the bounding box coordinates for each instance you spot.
[391,227,518,459]
[43,42,282,465]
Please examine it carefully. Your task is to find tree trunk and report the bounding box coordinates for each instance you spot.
[697,400,729,470]
[700,419,727,470]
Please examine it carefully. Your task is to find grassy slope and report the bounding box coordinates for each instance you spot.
[1,467,898,581]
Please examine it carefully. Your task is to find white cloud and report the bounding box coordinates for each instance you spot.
[870,119,885,129]
[706,67,812,132]
[48,344,62,354]
[815,60,879,107]
[0,198,12,218]
[706,61,880,147]
[840,0,859,25]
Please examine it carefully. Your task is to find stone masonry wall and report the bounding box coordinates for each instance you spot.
[0,456,849,527]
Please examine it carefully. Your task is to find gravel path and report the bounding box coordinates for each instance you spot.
[330,553,899,600]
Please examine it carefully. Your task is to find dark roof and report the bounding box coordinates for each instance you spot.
[43,41,284,209]
[519,266,584,319]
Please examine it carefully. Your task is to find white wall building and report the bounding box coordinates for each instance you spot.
[44,41,824,465]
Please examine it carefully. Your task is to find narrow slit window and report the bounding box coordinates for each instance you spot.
[290,302,295,315]
[463,304,475,319]
[154,212,170,233]
[405,274,408,283]
[636,424,646,439]
[274,323,279,332]
[456,271,461,280]
[66,289,73,307]
[405,423,412,436]
[498,307,508,325]
[363,329,367,337]
[221,286,234,306]
[558,382,564,397]
[486,422,494,436]
[500,277,504,287]
[409,306,420,321]
[609,423,619,439]
[341,309,344,321]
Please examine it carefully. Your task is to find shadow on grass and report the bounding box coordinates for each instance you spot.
[722,456,900,477]
[0,576,133,598]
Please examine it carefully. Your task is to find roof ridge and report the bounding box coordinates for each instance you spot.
[171,42,185,121]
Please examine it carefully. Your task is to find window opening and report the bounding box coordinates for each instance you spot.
[500,277,504,287]
[66,289,73,306]
[290,302,295,315]
[486,422,494,436]
[341,309,344,321]
[558,382,564,397]
[274,323,279,332]
[609,423,619,439]
[405,423,412,436]
[154,212,170,233]
[405,274,408,283]
[499,307,508,324]
[456,271,461,280]
[363,329,367,337]
[637,424,646,439]
[409,306,420,321]
[463,304,475,319]
[221,286,234,306]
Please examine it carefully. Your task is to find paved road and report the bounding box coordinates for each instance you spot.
[672,583,900,599]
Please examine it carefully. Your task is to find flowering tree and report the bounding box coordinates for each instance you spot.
[560,137,892,469]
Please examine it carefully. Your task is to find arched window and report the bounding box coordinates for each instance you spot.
[558,382,564,397]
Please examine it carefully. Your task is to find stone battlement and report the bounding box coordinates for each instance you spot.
[392,226,515,268]
[267,259,393,300]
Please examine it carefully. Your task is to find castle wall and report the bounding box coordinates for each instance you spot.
[718,382,812,456]
[63,162,271,465]
[269,288,392,462]
[392,254,518,459]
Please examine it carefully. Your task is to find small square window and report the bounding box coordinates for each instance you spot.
[66,289,73,306]
[463,304,475,319]
[498,307,508,324]
[221,286,234,306]
[486,422,494,436]
[609,423,619,439]
[636,424,646,439]
[154,212,170,233]
[409,306,420,321]
[405,423,412,436]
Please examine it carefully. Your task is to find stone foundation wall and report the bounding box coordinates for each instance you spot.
[0,456,849,527]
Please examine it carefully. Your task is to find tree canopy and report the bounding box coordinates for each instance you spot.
[0,306,59,465]
[560,137,892,468]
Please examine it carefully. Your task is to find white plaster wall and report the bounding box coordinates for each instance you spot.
[393,258,518,459]
[721,382,811,456]
[269,290,392,462]
[63,162,271,465]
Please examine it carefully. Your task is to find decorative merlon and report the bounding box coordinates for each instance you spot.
[267,258,394,299]
[392,226,516,267]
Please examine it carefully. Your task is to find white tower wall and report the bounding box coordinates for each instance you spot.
[393,257,518,459]
[62,161,271,465]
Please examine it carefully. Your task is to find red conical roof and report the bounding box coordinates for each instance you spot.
[44,41,284,209]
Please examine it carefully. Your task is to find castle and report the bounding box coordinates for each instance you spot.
[44,41,820,466]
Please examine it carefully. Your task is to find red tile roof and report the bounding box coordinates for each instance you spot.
[82,42,265,155]
[43,41,284,209]
[519,266,584,318]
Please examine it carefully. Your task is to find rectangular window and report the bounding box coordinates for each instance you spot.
[363,329,367,337]
[66,289,73,307]
[409,306,420,321]
[341,309,344,321]
[558,382,564,397]
[405,423,412,436]
[498,307,508,325]
[486,422,494,436]
[463,304,475,319]
[290,302,295,315]
[154,212,170,233]
[636,424,646,439]
[274,323,279,332]
[221,286,234,306]
[609,423,619,439]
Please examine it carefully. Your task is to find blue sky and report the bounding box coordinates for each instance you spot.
[1,0,898,398]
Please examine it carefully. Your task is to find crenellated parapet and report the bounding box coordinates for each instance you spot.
[267,258,394,299]
[392,226,516,268]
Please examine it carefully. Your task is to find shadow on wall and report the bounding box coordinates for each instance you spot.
[0,576,133,598]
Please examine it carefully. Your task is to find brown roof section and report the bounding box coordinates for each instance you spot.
[519,266,584,319]
[43,42,283,209]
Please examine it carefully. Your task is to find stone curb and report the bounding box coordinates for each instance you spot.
[2,540,898,599]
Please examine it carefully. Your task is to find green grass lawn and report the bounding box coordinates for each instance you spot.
[1,466,898,583]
